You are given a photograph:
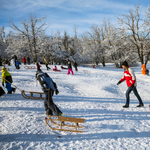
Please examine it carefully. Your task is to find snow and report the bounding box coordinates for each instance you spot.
[0,63,150,150]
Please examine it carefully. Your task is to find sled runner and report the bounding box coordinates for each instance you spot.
[45,115,85,133]
[24,66,36,69]
[21,90,45,100]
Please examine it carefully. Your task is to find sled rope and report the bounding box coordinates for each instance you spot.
[0,76,23,92]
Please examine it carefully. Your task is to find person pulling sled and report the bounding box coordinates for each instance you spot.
[1,67,16,94]
[36,70,62,116]
[117,61,144,108]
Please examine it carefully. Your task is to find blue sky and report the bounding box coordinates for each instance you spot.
[0,0,149,37]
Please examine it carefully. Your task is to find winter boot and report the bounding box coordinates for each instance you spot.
[46,109,53,116]
[122,105,129,108]
[11,88,16,93]
[7,91,12,94]
[137,104,144,107]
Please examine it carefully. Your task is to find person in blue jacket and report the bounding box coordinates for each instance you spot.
[36,70,63,116]
[16,60,20,69]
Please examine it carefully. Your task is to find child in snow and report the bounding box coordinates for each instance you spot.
[36,62,41,71]
[117,61,144,108]
[53,66,61,72]
[1,67,16,94]
[36,70,63,116]
[16,60,20,69]
[66,58,74,75]
[61,65,67,70]
[53,66,57,71]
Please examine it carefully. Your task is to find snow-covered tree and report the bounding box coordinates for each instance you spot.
[0,27,8,59]
[9,15,47,62]
[118,5,150,67]
[103,23,137,67]
[6,33,30,61]
[81,23,109,66]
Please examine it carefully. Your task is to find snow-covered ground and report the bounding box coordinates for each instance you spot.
[0,63,150,150]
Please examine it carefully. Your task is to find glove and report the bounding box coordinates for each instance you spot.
[131,84,134,88]
[2,82,4,87]
[55,89,59,95]
[117,81,122,85]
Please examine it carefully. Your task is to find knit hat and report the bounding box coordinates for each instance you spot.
[1,67,6,72]
[122,61,129,67]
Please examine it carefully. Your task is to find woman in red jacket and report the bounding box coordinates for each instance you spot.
[23,56,26,65]
[117,61,144,108]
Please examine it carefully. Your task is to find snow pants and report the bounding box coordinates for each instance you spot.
[5,83,12,92]
[125,86,143,106]
[67,68,74,75]
[44,89,62,116]
[74,66,78,71]
[46,64,50,70]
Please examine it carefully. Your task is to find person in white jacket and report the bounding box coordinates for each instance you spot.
[10,57,15,66]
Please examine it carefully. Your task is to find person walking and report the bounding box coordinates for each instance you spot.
[1,67,16,94]
[117,61,144,108]
[66,58,74,75]
[73,61,78,71]
[36,70,63,116]
[43,56,51,70]
[23,56,26,65]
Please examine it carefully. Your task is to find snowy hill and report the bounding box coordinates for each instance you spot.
[0,64,150,150]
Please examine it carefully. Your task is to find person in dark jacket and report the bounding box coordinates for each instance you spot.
[117,61,144,108]
[73,61,78,71]
[0,56,2,66]
[36,70,62,116]
[1,67,16,94]
[27,56,30,65]
[66,58,74,75]
[13,55,17,68]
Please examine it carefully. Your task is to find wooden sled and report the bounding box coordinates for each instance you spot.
[24,66,35,69]
[21,90,45,100]
[45,115,85,133]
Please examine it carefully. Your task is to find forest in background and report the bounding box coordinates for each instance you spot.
[0,5,150,68]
